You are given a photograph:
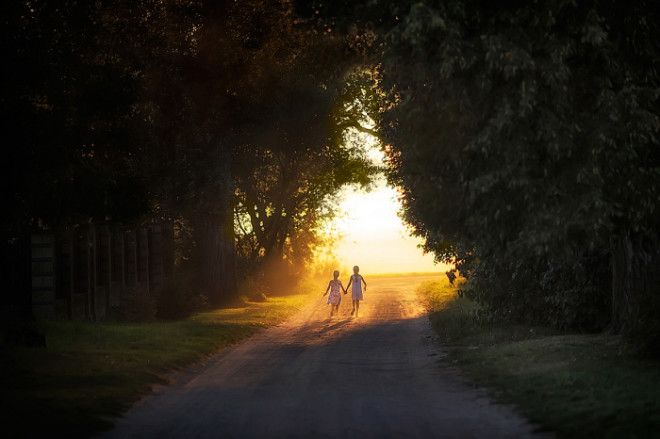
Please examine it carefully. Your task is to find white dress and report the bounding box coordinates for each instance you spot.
[327,279,343,305]
[351,274,364,301]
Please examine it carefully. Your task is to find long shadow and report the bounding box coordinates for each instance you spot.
[322,319,352,332]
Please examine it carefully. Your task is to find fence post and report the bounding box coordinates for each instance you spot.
[68,228,75,319]
[106,225,112,317]
[144,227,151,295]
[133,229,139,287]
[120,229,126,290]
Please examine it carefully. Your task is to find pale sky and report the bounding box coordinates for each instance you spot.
[326,136,449,275]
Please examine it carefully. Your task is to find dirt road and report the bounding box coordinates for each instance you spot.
[105,274,546,438]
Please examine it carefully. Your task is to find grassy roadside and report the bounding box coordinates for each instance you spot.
[1,293,310,438]
[418,279,660,438]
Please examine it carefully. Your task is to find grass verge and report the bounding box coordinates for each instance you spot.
[418,279,660,439]
[1,293,310,438]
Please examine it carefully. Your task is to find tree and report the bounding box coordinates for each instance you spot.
[1,0,193,321]
[151,0,378,298]
[376,0,659,350]
[2,0,381,315]
[226,7,377,290]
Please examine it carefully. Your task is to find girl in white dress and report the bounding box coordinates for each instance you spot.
[346,265,367,317]
[323,270,346,317]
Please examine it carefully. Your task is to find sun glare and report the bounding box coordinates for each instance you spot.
[325,131,449,275]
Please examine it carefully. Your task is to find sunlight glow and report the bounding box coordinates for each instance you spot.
[326,130,449,275]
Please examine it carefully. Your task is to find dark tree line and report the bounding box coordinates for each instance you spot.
[2,0,375,320]
[4,0,659,352]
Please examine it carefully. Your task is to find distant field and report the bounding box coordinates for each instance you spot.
[1,293,310,437]
[418,279,660,438]
[369,271,443,278]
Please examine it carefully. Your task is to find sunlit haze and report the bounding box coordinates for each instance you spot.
[327,137,449,275]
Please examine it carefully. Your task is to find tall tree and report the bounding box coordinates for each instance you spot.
[377,0,659,348]
[134,0,379,298]
[300,0,660,351]
[1,0,195,320]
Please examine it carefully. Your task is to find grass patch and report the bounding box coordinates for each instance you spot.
[1,293,309,438]
[418,279,660,438]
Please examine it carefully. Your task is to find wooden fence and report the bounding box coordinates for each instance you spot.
[31,221,174,320]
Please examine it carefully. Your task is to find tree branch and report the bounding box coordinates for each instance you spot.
[337,121,380,139]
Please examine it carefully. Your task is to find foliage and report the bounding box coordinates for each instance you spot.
[1,1,168,228]
[155,274,207,320]
[377,0,659,336]
[3,0,378,306]
[230,36,378,290]
[118,286,156,323]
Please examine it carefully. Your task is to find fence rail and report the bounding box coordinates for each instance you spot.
[30,221,174,320]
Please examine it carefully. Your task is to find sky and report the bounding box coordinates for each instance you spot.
[326,139,449,275]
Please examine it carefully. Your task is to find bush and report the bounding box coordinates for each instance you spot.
[462,248,611,331]
[118,286,156,322]
[155,274,208,320]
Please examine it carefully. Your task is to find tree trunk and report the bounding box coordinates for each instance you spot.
[200,146,237,306]
[610,233,660,354]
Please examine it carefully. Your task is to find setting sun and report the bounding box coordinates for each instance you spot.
[331,181,447,275]
[324,139,448,275]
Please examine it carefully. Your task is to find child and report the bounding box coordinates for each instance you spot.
[345,265,367,317]
[323,270,346,318]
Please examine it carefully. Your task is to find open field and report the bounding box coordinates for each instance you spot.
[418,279,660,438]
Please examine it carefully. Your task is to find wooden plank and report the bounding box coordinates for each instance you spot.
[31,243,55,248]
[31,260,54,275]
[31,235,54,244]
[32,247,54,258]
[31,233,55,318]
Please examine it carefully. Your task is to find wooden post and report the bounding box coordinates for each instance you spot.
[144,227,151,296]
[149,224,164,290]
[106,225,112,316]
[86,224,95,321]
[120,230,126,291]
[162,221,174,279]
[93,223,99,321]
[68,228,75,319]
[133,229,139,286]
[30,234,56,318]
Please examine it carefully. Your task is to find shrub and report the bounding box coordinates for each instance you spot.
[118,286,156,322]
[155,274,208,320]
